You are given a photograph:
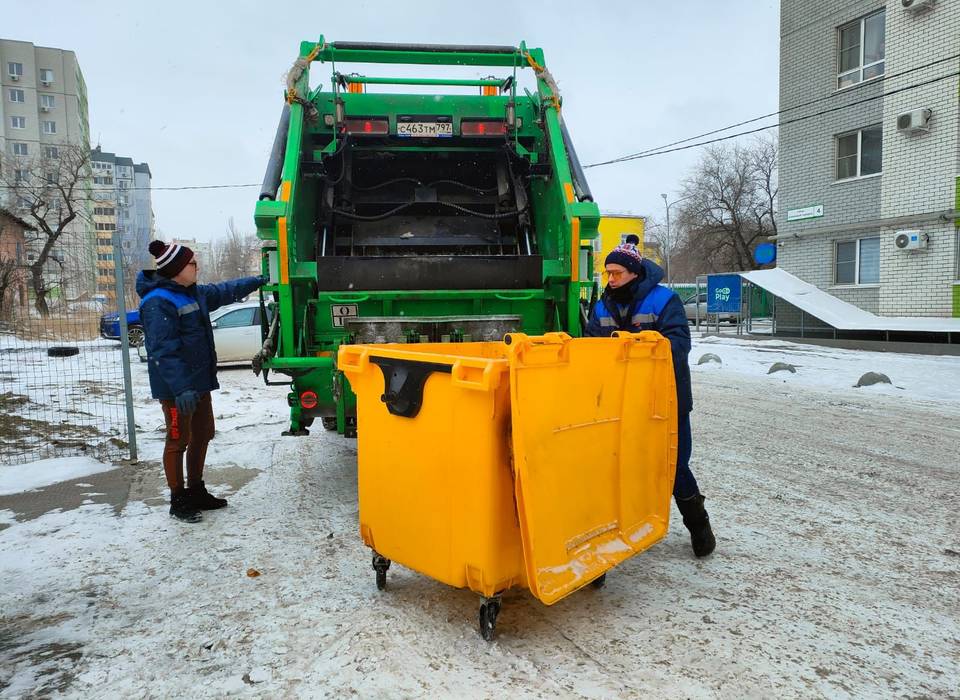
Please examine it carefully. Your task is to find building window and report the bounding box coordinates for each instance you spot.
[12,142,28,156]
[39,68,54,85]
[96,222,117,231]
[94,207,116,216]
[14,169,28,184]
[835,236,880,285]
[838,10,885,89]
[43,146,59,159]
[7,62,23,79]
[10,116,25,129]
[40,94,55,110]
[93,176,114,185]
[836,126,882,180]
[41,120,57,135]
[8,88,24,103]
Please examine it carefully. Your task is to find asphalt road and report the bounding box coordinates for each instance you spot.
[2,368,958,698]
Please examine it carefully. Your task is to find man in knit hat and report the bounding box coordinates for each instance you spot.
[136,240,267,523]
[585,243,716,558]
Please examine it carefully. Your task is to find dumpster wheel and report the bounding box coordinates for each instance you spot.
[478,596,502,641]
[591,573,607,589]
[372,552,391,591]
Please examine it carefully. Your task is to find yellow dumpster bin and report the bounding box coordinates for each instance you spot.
[338,331,677,640]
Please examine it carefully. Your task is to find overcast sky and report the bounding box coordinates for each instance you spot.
[9,0,780,244]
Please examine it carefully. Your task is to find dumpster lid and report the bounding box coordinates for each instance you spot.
[506,332,677,605]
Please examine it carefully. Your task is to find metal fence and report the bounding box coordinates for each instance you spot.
[0,231,136,466]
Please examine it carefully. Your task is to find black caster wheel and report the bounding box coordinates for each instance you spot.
[591,573,607,589]
[372,553,390,591]
[478,598,501,641]
[321,417,337,431]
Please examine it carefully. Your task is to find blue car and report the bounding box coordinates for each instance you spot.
[100,309,145,347]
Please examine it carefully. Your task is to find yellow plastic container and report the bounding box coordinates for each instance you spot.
[338,331,677,637]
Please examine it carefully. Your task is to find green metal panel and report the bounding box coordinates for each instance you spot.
[953,284,960,318]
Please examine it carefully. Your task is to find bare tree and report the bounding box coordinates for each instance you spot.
[0,145,92,316]
[0,256,21,321]
[672,136,778,278]
[207,217,260,282]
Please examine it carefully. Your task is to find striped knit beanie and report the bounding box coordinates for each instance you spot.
[148,240,193,278]
[604,243,644,275]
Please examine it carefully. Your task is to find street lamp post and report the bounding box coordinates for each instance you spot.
[660,193,671,286]
[660,192,694,287]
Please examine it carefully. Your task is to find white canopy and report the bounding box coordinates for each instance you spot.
[739,268,960,332]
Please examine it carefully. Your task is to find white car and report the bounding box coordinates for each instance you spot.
[138,300,267,365]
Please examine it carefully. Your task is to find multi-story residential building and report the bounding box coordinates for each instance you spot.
[89,147,154,299]
[0,39,92,300]
[778,1,960,323]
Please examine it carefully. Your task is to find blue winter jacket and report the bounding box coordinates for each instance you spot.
[585,259,693,414]
[136,271,266,401]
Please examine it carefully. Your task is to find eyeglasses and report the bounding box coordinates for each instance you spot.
[604,269,629,279]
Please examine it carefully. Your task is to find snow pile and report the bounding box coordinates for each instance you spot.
[692,334,960,404]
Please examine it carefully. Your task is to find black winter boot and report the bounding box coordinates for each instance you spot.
[676,493,716,558]
[169,490,203,523]
[186,481,228,510]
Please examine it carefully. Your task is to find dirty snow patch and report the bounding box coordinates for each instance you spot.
[0,456,116,496]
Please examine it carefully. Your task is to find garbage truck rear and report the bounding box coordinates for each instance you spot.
[253,39,601,435]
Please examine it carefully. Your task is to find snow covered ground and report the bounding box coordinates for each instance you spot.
[1,334,958,698]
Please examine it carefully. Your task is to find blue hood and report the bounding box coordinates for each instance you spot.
[631,258,665,301]
[135,270,193,301]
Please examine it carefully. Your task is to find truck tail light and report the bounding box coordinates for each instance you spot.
[342,117,389,135]
[460,120,507,137]
[300,391,318,409]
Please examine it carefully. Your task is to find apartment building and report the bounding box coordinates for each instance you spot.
[89,147,154,298]
[0,39,92,300]
[778,1,959,322]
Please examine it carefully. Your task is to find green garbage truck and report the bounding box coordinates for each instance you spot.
[253,39,601,436]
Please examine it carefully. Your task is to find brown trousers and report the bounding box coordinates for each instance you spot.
[159,392,215,492]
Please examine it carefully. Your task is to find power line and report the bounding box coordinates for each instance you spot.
[594,52,959,164]
[585,63,960,168]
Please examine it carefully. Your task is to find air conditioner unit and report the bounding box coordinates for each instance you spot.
[898,108,932,132]
[40,105,50,113]
[40,79,51,86]
[894,230,927,250]
[9,74,19,81]
[902,0,934,9]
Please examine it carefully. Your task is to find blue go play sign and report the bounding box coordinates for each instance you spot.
[706,274,742,314]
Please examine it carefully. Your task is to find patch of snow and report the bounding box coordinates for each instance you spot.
[0,456,116,496]
[692,334,960,405]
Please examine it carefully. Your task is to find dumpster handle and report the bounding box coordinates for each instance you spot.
[494,292,537,301]
[370,357,452,419]
[338,346,370,374]
[450,359,501,392]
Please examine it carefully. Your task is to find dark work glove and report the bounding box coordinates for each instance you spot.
[175,390,200,416]
[257,275,269,286]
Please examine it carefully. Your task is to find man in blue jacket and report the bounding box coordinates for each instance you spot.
[585,243,716,557]
[137,240,267,523]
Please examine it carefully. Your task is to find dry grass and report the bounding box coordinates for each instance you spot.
[13,311,102,342]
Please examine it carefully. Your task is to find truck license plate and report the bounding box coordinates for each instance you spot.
[397,121,453,138]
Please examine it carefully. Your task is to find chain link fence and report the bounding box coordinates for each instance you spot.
[0,229,136,466]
